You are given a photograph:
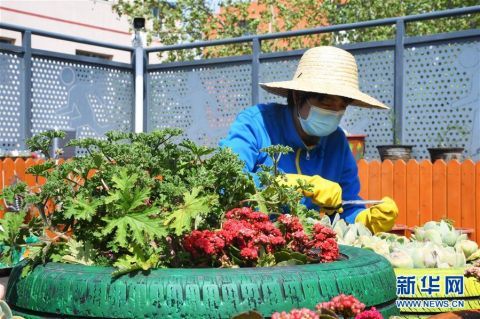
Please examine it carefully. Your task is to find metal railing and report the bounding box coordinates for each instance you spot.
[0,22,134,145]
[145,5,480,143]
[0,5,479,149]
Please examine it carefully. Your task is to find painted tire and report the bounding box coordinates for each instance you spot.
[6,245,399,318]
[395,267,480,315]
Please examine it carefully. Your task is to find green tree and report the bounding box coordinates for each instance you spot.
[113,0,328,60]
[112,0,479,61]
[321,0,480,44]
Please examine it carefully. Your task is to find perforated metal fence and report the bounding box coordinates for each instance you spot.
[1,7,479,160]
[147,39,479,160]
[0,27,134,156]
[404,40,480,159]
[144,7,480,160]
[0,52,24,151]
[30,59,134,155]
[147,62,252,147]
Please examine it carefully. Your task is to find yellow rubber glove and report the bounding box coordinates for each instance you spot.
[355,196,398,234]
[280,174,343,215]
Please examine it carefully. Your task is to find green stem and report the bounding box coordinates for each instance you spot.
[65,177,83,187]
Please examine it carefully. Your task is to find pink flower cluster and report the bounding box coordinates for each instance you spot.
[277,215,339,262]
[271,308,319,319]
[316,294,366,318]
[271,295,383,319]
[183,208,339,265]
[354,307,383,319]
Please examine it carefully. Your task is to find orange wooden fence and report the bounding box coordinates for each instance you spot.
[357,159,479,243]
[1,158,479,243]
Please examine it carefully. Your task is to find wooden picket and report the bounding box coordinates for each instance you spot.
[0,160,3,219]
[0,158,479,243]
[432,160,447,223]
[1,159,15,219]
[368,160,382,200]
[447,161,462,228]
[476,162,480,243]
[461,160,476,238]
[24,158,38,190]
[418,160,433,226]
[380,160,394,199]
[393,160,407,226]
[357,160,369,199]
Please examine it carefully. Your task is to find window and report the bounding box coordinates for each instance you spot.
[75,49,113,60]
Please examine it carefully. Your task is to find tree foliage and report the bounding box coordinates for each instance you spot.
[112,0,479,61]
[322,0,480,44]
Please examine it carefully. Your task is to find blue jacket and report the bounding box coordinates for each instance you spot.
[220,103,365,223]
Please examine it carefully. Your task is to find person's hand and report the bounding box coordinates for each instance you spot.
[355,196,398,234]
[280,174,343,215]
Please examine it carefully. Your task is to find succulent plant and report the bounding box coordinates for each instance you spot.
[387,250,414,268]
[455,240,479,259]
[323,216,480,269]
[413,221,468,247]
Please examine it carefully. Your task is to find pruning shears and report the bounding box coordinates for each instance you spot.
[342,199,384,206]
[319,199,384,216]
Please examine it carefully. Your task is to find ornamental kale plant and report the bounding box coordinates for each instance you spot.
[1,130,336,275]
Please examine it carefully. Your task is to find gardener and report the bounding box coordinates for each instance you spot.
[220,46,398,234]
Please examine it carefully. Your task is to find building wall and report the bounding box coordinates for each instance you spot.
[0,0,139,63]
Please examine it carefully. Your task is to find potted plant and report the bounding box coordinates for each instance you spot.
[376,144,414,161]
[1,130,399,318]
[346,134,367,161]
[376,111,414,161]
[428,124,468,162]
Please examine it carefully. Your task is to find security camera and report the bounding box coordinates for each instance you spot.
[133,17,145,31]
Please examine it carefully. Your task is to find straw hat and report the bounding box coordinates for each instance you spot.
[260,46,389,109]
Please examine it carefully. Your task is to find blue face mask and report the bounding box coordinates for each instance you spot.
[298,103,345,137]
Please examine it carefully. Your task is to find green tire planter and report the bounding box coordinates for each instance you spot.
[6,245,399,319]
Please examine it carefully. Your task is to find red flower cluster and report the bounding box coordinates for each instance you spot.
[183,207,285,263]
[277,214,303,240]
[316,294,365,318]
[354,307,383,319]
[220,208,285,261]
[277,215,339,263]
[224,207,268,222]
[271,308,319,319]
[183,208,339,266]
[182,230,225,259]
